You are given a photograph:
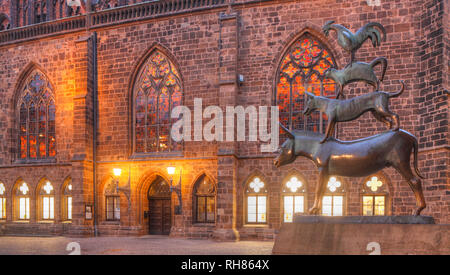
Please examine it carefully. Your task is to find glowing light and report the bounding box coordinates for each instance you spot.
[19,183,29,195]
[0,183,5,195]
[327,177,341,192]
[43,181,53,194]
[167,166,176,175]
[250,177,264,193]
[286,176,302,192]
[113,168,122,177]
[366,176,383,192]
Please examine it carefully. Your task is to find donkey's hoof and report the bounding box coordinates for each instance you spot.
[413,207,425,216]
[308,207,320,215]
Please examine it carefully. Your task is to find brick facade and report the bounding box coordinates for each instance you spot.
[0,0,448,240]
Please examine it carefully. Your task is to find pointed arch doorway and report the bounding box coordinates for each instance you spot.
[148,176,172,235]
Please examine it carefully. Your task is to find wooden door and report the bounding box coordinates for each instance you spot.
[149,198,171,235]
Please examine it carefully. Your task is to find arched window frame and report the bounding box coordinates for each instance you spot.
[62,177,73,221]
[361,175,390,216]
[281,174,307,223]
[13,180,30,221]
[193,174,216,224]
[0,182,6,220]
[16,69,56,162]
[132,48,183,155]
[244,175,268,225]
[37,179,55,221]
[104,179,120,221]
[321,176,346,216]
[275,33,337,137]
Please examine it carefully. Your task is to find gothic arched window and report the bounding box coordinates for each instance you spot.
[276,34,337,136]
[193,175,216,223]
[38,179,55,220]
[0,182,6,220]
[13,180,30,220]
[361,175,389,216]
[17,70,56,160]
[62,177,73,221]
[245,176,268,224]
[282,175,306,223]
[133,49,182,154]
[322,177,346,216]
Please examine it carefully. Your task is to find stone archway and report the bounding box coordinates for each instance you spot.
[147,176,172,235]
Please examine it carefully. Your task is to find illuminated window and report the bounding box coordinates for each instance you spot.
[322,177,345,216]
[362,176,388,216]
[282,176,306,222]
[0,183,6,219]
[104,180,120,221]
[245,177,268,224]
[62,178,73,221]
[14,181,30,220]
[276,34,337,138]
[193,175,216,223]
[39,181,55,220]
[17,70,56,160]
[133,49,182,153]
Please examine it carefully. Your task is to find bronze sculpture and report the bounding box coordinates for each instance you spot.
[273,125,426,216]
[324,57,388,98]
[303,81,404,143]
[273,20,428,216]
[322,21,386,66]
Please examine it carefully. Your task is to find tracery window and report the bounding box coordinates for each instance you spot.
[193,175,216,223]
[245,177,268,224]
[0,182,6,219]
[14,181,30,220]
[62,178,73,221]
[276,34,337,137]
[17,70,56,160]
[362,176,388,216]
[39,180,55,220]
[282,175,306,223]
[104,180,120,221]
[322,177,345,216]
[133,50,182,154]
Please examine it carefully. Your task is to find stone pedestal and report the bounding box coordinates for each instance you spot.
[272,216,449,255]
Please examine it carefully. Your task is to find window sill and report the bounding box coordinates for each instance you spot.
[13,158,56,165]
[62,220,72,224]
[243,224,269,228]
[101,221,121,225]
[13,220,30,223]
[37,220,55,224]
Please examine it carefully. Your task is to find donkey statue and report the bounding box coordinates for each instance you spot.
[273,124,426,216]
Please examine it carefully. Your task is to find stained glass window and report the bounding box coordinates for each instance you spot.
[276,34,337,139]
[282,176,306,222]
[0,183,6,219]
[322,177,345,216]
[194,175,216,223]
[17,70,56,160]
[362,176,388,216]
[133,50,182,153]
[246,177,268,224]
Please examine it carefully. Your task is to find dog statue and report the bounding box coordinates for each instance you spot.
[324,57,388,99]
[303,81,404,143]
[273,124,426,216]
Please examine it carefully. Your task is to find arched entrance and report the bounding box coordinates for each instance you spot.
[148,176,172,235]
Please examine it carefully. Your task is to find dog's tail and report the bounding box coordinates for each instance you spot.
[370,57,388,82]
[412,134,425,179]
[388,81,405,98]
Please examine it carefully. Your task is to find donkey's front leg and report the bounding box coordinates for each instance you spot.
[320,117,334,144]
[309,168,328,215]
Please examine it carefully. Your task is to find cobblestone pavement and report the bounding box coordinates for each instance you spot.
[0,236,274,255]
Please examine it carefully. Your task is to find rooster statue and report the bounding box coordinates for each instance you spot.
[322,21,386,66]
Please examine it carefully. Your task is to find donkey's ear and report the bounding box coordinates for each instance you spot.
[279,123,295,139]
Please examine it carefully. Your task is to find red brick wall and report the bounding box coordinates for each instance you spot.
[0,0,447,239]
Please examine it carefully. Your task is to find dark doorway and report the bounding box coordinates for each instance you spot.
[148,177,172,235]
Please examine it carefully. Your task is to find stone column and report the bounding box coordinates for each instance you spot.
[212,9,240,241]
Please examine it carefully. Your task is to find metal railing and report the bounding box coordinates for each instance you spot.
[0,0,227,46]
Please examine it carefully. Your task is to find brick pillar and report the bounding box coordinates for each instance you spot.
[69,33,97,235]
[10,0,18,28]
[212,9,240,241]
